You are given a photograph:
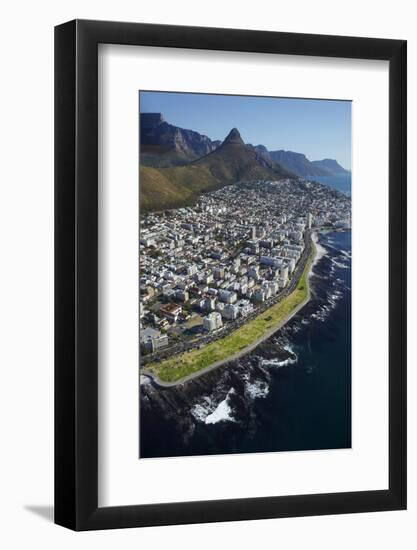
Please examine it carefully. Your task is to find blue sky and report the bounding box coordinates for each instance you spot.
[140,91,351,170]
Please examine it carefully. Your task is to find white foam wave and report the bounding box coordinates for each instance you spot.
[205,390,236,424]
[313,286,344,321]
[261,353,297,368]
[245,380,269,399]
[328,290,343,302]
[311,304,332,322]
[191,404,210,422]
[311,232,328,270]
[331,258,349,269]
[140,375,152,386]
[191,389,236,425]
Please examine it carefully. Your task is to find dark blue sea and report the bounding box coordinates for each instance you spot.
[310,174,351,196]
[140,231,352,458]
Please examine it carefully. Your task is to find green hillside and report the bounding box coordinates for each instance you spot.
[140,164,219,212]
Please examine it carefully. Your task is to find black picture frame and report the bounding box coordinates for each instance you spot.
[55,19,407,531]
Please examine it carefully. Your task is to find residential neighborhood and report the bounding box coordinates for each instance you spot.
[139,178,351,361]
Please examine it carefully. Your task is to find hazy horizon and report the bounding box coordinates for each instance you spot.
[140,91,352,170]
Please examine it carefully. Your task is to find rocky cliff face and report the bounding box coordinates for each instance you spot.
[140,113,220,165]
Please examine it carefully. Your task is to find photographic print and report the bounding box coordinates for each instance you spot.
[139,91,352,459]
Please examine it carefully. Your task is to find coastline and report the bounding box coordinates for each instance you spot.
[142,232,318,388]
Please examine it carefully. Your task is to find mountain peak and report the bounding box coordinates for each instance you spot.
[223,127,244,145]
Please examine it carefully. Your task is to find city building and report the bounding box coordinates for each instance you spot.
[260,256,282,269]
[203,311,223,332]
[218,289,237,304]
[140,327,169,353]
[221,304,239,320]
[159,303,182,323]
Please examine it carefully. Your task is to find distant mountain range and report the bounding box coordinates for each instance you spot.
[140,113,349,211]
[250,147,350,178]
[310,158,350,175]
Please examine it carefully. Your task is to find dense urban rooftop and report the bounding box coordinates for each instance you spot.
[139,178,350,359]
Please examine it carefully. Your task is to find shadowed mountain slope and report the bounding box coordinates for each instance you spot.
[140,113,221,167]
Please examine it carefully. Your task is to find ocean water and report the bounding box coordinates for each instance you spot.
[310,174,351,196]
[140,231,352,458]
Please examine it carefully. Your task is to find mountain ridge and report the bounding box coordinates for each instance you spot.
[140,127,294,212]
[140,112,221,167]
[139,113,349,212]
[252,146,349,178]
[311,158,350,175]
